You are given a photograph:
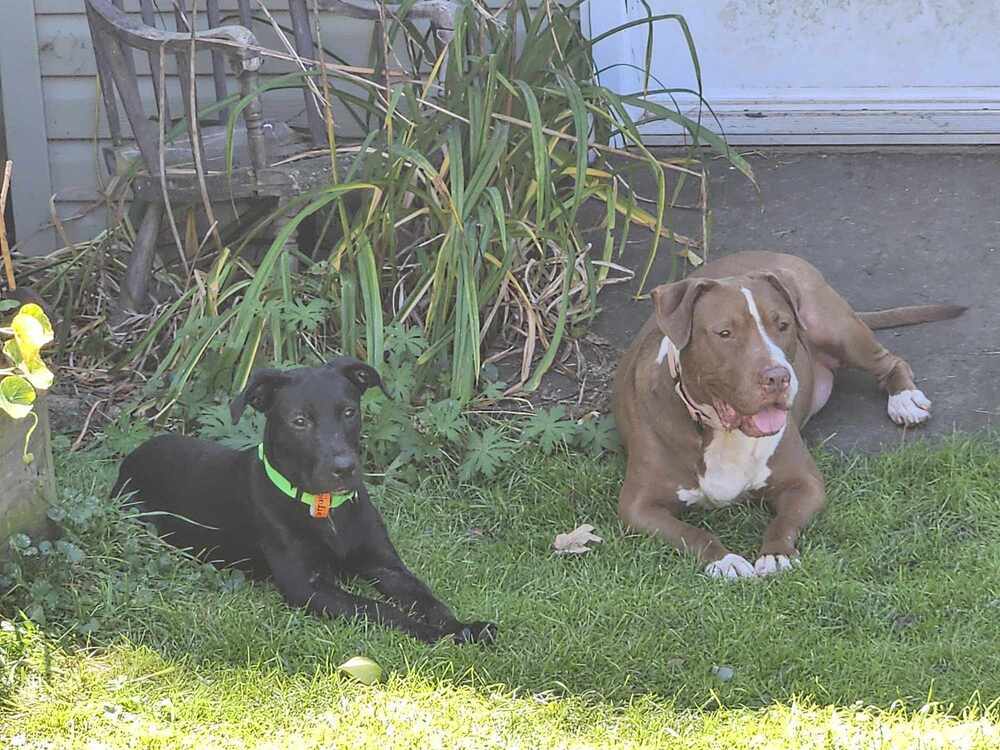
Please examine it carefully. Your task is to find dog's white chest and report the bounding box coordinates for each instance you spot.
[678,429,784,509]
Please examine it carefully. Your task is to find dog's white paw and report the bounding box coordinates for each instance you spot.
[705,553,756,580]
[887,389,931,426]
[753,554,799,577]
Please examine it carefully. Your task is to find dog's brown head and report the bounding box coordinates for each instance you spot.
[651,271,805,437]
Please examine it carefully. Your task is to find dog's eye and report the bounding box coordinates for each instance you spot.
[717,329,732,339]
[343,407,356,419]
[290,415,309,428]
[778,320,790,332]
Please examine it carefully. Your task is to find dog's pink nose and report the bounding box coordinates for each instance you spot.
[760,365,791,394]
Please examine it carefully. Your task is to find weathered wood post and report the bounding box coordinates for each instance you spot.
[0,397,56,544]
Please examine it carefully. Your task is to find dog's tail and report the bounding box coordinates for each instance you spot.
[858,303,966,330]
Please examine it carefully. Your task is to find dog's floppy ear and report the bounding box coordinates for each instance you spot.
[754,270,807,332]
[651,278,717,351]
[325,356,390,397]
[230,368,294,424]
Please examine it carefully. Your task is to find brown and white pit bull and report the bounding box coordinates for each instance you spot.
[613,251,964,580]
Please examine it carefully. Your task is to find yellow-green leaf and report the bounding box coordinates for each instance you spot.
[337,656,383,685]
[17,304,54,340]
[2,338,21,367]
[684,249,704,267]
[590,185,698,244]
[11,304,53,361]
[0,375,36,419]
[20,354,54,391]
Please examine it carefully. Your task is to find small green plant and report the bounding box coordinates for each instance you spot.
[0,301,55,463]
[0,301,54,420]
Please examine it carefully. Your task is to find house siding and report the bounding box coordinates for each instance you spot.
[6,0,558,254]
[0,2,57,255]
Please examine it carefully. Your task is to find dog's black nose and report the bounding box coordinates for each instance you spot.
[332,455,356,479]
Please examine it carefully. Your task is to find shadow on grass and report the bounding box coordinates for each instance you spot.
[4,618,1000,748]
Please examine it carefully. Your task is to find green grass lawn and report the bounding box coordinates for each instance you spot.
[2,434,1000,748]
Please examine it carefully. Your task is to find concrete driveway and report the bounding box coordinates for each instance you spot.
[588,147,999,452]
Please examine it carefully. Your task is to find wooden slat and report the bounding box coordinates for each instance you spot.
[104,33,160,172]
[287,0,325,145]
[140,0,169,121]
[109,0,143,129]
[206,0,230,125]
[237,0,253,28]
[172,0,204,164]
[110,0,140,111]
[86,5,124,144]
[38,11,367,78]
[43,77,357,140]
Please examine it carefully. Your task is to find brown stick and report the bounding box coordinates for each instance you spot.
[70,398,105,453]
[0,160,16,291]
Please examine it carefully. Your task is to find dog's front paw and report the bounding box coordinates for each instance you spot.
[888,389,931,426]
[753,554,799,577]
[452,621,498,646]
[704,553,755,580]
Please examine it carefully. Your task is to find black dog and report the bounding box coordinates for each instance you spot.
[113,357,496,644]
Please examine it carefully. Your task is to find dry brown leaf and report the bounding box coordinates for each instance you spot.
[553,524,603,555]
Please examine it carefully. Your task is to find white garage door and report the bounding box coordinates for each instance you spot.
[584,1,1000,144]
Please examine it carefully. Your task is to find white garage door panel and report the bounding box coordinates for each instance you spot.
[585,1,1000,144]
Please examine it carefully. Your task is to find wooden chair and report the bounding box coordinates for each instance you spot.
[84,0,456,312]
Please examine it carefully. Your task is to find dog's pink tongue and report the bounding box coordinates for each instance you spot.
[750,406,787,435]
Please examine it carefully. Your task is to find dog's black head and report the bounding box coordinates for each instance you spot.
[230,357,385,495]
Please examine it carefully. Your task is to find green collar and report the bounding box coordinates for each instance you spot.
[257,444,355,517]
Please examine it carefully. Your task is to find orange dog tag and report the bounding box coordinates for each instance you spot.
[311,493,331,518]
